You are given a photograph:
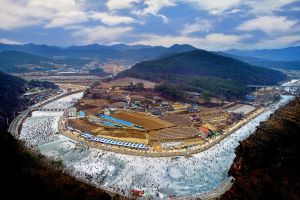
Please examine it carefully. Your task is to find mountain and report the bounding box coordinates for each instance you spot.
[225,46,300,62]
[118,50,286,99]
[120,50,286,85]
[222,97,300,200]
[0,71,26,126]
[0,43,197,63]
[0,50,92,73]
[217,52,300,70]
[0,51,53,73]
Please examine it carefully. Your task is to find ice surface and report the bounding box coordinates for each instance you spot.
[18,90,295,198]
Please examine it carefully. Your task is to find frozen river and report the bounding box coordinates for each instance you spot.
[19,85,296,198]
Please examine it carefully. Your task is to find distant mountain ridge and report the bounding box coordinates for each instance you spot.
[218,51,300,70]
[0,43,197,63]
[225,46,300,62]
[0,50,90,73]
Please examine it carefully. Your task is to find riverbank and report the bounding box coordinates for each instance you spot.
[60,107,266,157]
[222,96,300,200]
[17,80,298,199]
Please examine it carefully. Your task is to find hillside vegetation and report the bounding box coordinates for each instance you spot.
[0,50,90,73]
[0,72,115,200]
[222,97,300,200]
[119,50,286,99]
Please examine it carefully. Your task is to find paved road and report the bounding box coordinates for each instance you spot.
[8,89,83,137]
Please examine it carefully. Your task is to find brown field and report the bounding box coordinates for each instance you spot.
[160,115,193,126]
[100,63,128,74]
[109,77,157,89]
[149,127,200,142]
[68,118,148,142]
[112,111,174,130]
[77,99,109,114]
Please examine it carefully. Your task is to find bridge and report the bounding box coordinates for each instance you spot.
[8,89,84,137]
[36,108,66,112]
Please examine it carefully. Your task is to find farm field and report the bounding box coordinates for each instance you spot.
[112,111,174,130]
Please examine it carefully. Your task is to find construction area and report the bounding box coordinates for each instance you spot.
[62,77,263,154]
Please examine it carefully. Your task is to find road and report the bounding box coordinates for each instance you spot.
[8,89,83,137]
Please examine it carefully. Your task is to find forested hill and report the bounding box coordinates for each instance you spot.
[222,97,300,200]
[118,50,286,99]
[121,50,286,85]
[0,50,92,73]
[0,71,26,126]
[0,72,114,200]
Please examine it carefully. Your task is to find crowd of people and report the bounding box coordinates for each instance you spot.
[17,90,295,199]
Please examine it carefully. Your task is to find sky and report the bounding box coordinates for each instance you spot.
[0,0,300,50]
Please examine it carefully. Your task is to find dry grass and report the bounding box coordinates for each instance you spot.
[112,111,174,130]
[149,127,199,142]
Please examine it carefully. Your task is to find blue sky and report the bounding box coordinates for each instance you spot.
[0,0,300,50]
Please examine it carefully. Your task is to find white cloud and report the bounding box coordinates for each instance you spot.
[0,0,89,30]
[184,0,240,15]
[106,0,141,11]
[181,18,213,35]
[72,26,133,44]
[244,0,297,15]
[90,12,137,26]
[180,0,297,15]
[249,35,300,49]
[237,16,298,35]
[45,11,88,28]
[0,38,23,44]
[132,0,176,23]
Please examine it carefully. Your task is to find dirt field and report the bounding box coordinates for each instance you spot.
[109,77,157,89]
[68,119,148,142]
[149,127,200,142]
[112,111,174,130]
[160,115,193,126]
[100,63,128,74]
[77,99,110,115]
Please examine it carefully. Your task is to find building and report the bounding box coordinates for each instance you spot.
[172,102,190,112]
[79,111,85,118]
[199,126,211,138]
[150,108,162,115]
[67,107,77,117]
[202,123,219,132]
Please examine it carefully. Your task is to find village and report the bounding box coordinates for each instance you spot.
[58,77,287,155]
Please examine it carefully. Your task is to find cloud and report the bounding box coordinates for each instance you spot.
[45,11,88,28]
[249,35,300,49]
[131,33,246,50]
[72,26,133,44]
[180,0,297,15]
[0,38,23,44]
[244,0,297,15]
[132,0,176,23]
[0,0,89,30]
[184,0,241,15]
[90,12,137,26]
[237,16,298,35]
[106,0,141,11]
[181,18,213,35]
